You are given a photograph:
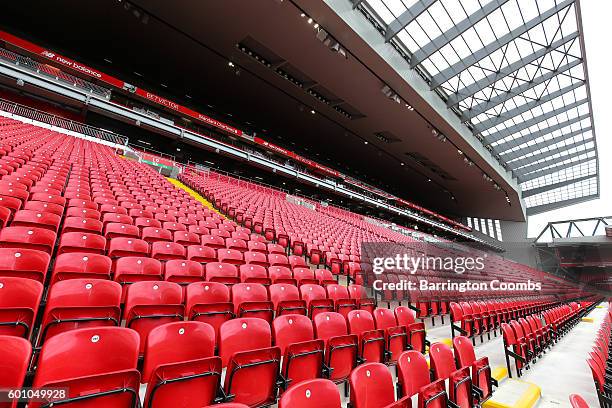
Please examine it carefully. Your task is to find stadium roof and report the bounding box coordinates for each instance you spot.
[353,0,598,214]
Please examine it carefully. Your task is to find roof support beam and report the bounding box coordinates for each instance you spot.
[473,81,585,134]
[509,139,591,170]
[500,126,592,161]
[494,113,590,152]
[452,33,580,111]
[516,146,595,176]
[526,194,599,215]
[517,149,595,181]
[522,174,596,198]
[484,98,588,144]
[430,0,575,89]
[409,0,509,67]
[385,0,437,42]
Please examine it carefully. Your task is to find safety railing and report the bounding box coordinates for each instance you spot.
[0,97,129,145]
[0,46,112,99]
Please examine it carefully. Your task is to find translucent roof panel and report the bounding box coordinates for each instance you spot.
[355,0,598,213]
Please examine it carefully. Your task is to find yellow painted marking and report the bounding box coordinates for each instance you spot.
[492,366,508,382]
[440,338,453,347]
[166,177,227,219]
[581,317,594,323]
[483,379,540,408]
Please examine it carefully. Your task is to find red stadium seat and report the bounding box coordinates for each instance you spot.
[397,350,449,408]
[239,264,270,285]
[205,262,239,284]
[301,284,334,318]
[58,232,106,255]
[453,335,497,401]
[164,259,204,284]
[11,210,61,232]
[187,245,217,263]
[0,247,50,282]
[0,226,56,255]
[50,253,112,283]
[278,379,341,408]
[30,327,140,408]
[270,283,306,316]
[0,276,43,338]
[218,318,281,406]
[350,362,410,408]
[38,279,122,344]
[142,321,220,408]
[151,241,186,261]
[124,281,184,354]
[0,335,32,408]
[231,282,273,323]
[347,310,385,364]
[430,342,473,408]
[313,311,358,384]
[186,282,233,342]
[108,237,149,258]
[62,216,103,234]
[142,227,172,244]
[273,314,324,391]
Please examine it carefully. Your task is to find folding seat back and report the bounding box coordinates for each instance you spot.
[173,231,200,246]
[247,240,267,253]
[231,283,273,323]
[114,257,163,285]
[142,321,220,408]
[135,217,162,230]
[219,318,281,407]
[269,253,290,268]
[349,363,397,408]
[205,262,240,284]
[300,283,334,318]
[62,216,104,235]
[313,311,358,382]
[164,259,204,284]
[243,250,269,267]
[104,222,139,241]
[239,264,270,285]
[187,245,216,264]
[374,308,407,363]
[278,378,341,408]
[453,336,494,400]
[151,241,186,261]
[348,284,375,314]
[315,269,336,285]
[398,350,448,408]
[217,248,244,265]
[429,342,472,408]
[0,335,32,408]
[269,265,296,285]
[39,279,122,344]
[31,327,140,408]
[12,210,61,232]
[186,282,233,341]
[226,238,247,253]
[107,237,149,258]
[201,234,226,250]
[273,314,324,390]
[289,255,307,269]
[326,284,357,318]
[124,281,184,353]
[501,323,527,375]
[0,226,56,255]
[293,267,317,286]
[0,277,43,338]
[270,283,306,315]
[347,310,385,364]
[0,247,50,282]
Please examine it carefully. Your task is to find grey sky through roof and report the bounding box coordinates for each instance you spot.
[353,0,598,215]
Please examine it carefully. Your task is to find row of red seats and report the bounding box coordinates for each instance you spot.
[587,302,612,408]
[450,299,559,344]
[501,302,585,377]
[0,317,491,408]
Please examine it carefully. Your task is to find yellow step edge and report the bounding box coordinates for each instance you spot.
[166,177,227,220]
[581,317,594,323]
[440,338,453,347]
[492,366,509,382]
[483,379,541,408]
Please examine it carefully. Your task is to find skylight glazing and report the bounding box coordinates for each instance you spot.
[353,0,597,214]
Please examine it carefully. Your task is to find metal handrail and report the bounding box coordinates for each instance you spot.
[0,97,129,146]
[0,46,111,99]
